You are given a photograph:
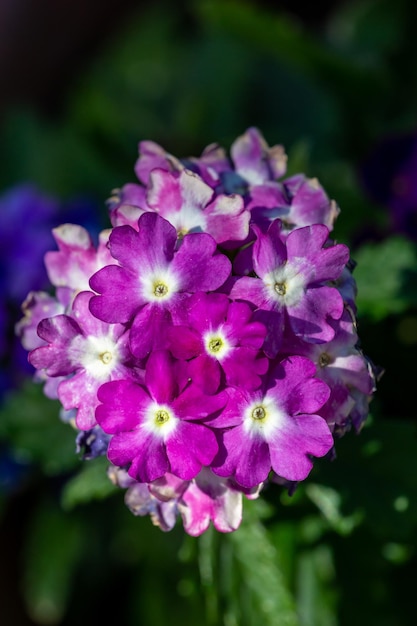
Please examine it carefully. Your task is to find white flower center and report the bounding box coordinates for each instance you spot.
[143,403,178,439]
[203,329,231,360]
[264,261,306,308]
[72,335,119,381]
[243,395,287,439]
[140,267,179,303]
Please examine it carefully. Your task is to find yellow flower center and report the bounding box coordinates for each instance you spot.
[274,282,287,296]
[154,282,169,297]
[208,337,223,353]
[155,410,170,425]
[251,406,266,421]
[99,351,113,365]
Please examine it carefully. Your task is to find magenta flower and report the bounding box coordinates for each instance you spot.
[250,174,340,234]
[167,292,268,393]
[89,212,231,358]
[282,309,375,433]
[96,351,227,483]
[109,168,250,246]
[231,220,349,355]
[107,183,149,229]
[134,139,182,185]
[108,467,179,532]
[130,128,286,194]
[111,467,244,536]
[229,127,287,185]
[45,225,113,308]
[191,127,287,192]
[145,468,243,536]
[28,291,136,430]
[212,356,333,487]
[15,291,64,351]
[175,468,243,536]
[146,168,250,246]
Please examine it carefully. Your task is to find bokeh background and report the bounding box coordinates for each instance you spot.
[1,1,417,624]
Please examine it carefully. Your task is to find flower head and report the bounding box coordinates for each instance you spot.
[15,128,378,536]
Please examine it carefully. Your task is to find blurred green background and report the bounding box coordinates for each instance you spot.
[1,0,417,624]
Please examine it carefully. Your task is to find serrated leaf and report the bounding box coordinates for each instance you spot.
[61,457,117,510]
[229,501,299,626]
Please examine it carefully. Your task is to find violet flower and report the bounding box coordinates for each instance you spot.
[231,220,349,355]
[89,212,231,358]
[212,356,333,487]
[96,350,227,483]
[29,291,137,430]
[167,292,267,393]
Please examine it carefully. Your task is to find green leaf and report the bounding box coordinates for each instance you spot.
[229,500,299,626]
[0,381,79,475]
[61,457,118,510]
[296,545,338,626]
[353,237,417,320]
[305,483,362,535]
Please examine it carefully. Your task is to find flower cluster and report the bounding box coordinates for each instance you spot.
[17,128,377,536]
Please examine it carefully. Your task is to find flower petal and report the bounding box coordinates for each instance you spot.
[167,422,218,480]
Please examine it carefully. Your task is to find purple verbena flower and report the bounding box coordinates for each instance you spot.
[89,212,231,358]
[212,356,333,487]
[96,350,227,483]
[250,174,340,234]
[28,291,137,430]
[229,127,287,185]
[45,225,113,308]
[168,292,268,393]
[146,168,250,246]
[15,291,65,351]
[282,309,375,433]
[175,468,243,536]
[231,220,349,355]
